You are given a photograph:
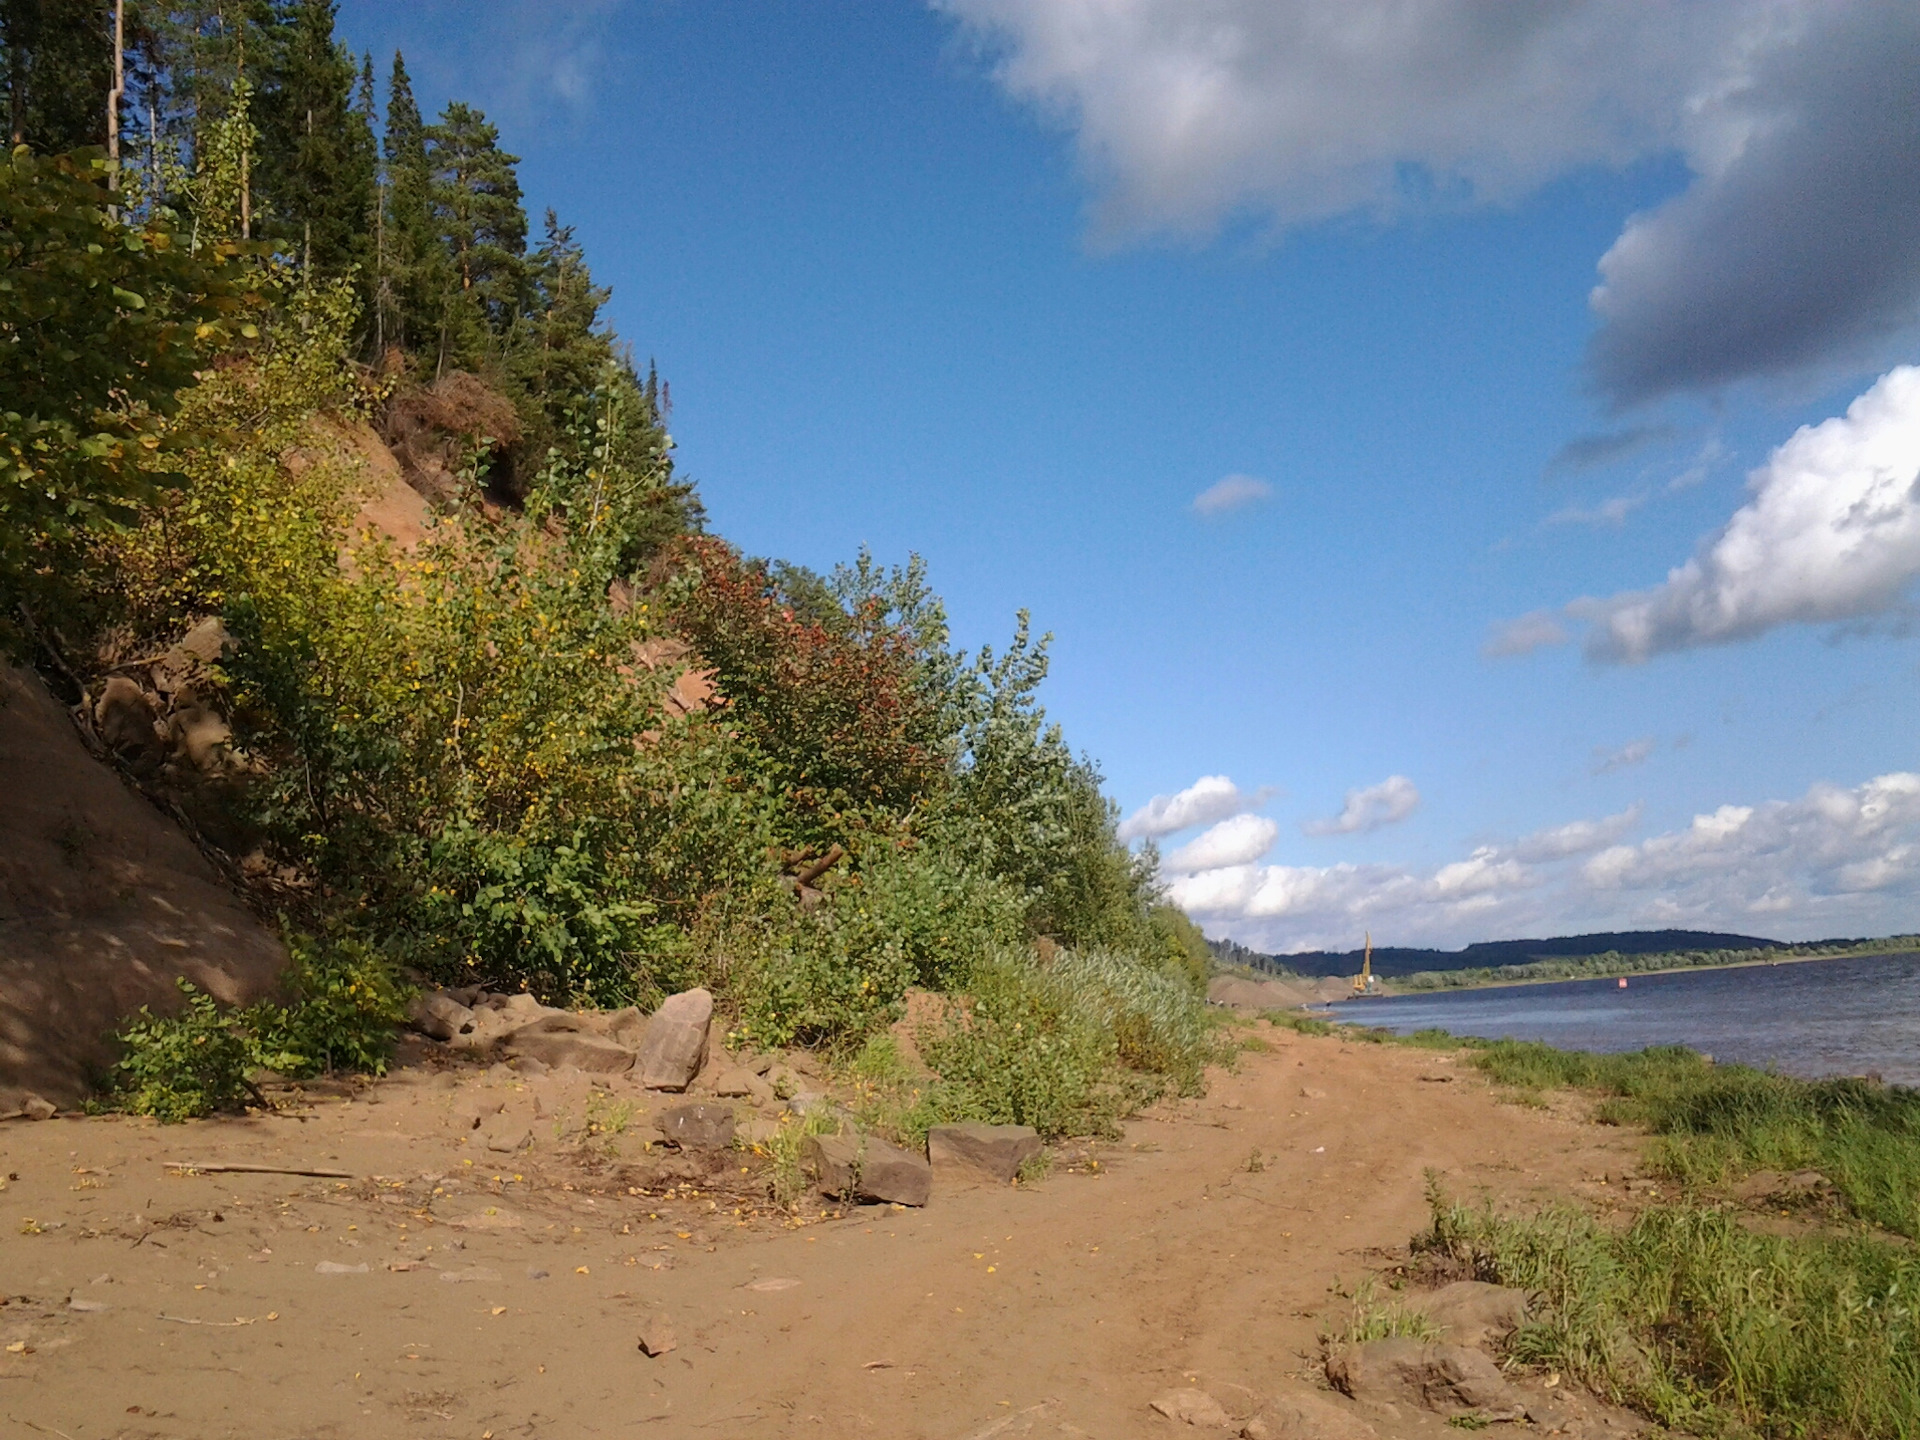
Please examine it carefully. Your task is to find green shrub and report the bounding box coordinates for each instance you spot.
[919,950,1120,1138]
[109,938,409,1120]
[909,946,1221,1139]
[254,935,412,1078]
[109,979,259,1122]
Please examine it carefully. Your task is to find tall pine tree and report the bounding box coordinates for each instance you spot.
[257,0,371,279]
[2,0,112,151]
[376,49,442,360]
[424,99,526,373]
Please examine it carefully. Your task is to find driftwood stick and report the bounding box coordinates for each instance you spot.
[165,1161,353,1179]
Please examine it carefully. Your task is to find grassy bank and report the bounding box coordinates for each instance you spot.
[1386,935,1920,993]
[1308,1019,1920,1438]
[1422,1187,1920,1438]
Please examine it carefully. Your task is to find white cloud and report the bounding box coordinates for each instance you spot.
[1192,473,1273,516]
[1483,610,1569,659]
[1304,774,1420,836]
[1512,804,1642,862]
[1574,366,1920,662]
[1547,492,1648,528]
[1119,774,1253,840]
[1168,773,1920,952]
[1163,813,1278,873]
[1591,738,1656,775]
[939,1,1920,402]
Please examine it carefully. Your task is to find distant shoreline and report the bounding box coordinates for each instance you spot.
[1299,941,1920,1004]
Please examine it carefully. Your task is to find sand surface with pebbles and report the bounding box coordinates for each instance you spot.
[0,1023,1658,1440]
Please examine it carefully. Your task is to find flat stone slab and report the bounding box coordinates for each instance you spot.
[635,988,713,1090]
[659,1102,737,1151]
[804,1132,931,1206]
[928,1122,1042,1186]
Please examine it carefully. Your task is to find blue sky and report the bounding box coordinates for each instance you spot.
[336,0,1920,952]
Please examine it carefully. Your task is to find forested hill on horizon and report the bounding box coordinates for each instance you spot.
[1210,929,1789,979]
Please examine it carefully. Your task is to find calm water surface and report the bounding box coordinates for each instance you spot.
[1328,951,1920,1086]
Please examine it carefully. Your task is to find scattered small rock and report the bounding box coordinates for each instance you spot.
[407,991,477,1042]
[438,1267,503,1284]
[638,1313,677,1357]
[1414,1280,1529,1348]
[483,1124,532,1154]
[710,1069,755,1098]
[659,1102,737,1151]
[1247,1389,1378,1440]
[1327,1339,1526,1422]
[1299,1087,1328,1100]
[314,1261,369,1275]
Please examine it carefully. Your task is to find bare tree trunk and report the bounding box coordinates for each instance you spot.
[107,0,125,215]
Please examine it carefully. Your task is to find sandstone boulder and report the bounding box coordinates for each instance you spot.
[659,1102,737,1151]
[1327,1339,1525,1422]
[94,676,163,765]
[1414,1281,1529,1349]
[504,1018,636,1075]
[804,1131,932,1206]
[711,1068,755,1098]
[635,988,713,1090]
[1244,1389,1377,1440]
[928,1122,1042,1185]
[1149,1389,1231,1427]
[408,991,477,1042]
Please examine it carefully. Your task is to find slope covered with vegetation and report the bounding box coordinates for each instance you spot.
[0,0,1216,1129]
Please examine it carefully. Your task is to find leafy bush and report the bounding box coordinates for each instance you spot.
[109,979,259,1122]
[0,147,251,598]
[254,935,412,1078]
[108,938,410,1120]
[919,950,1122,1138]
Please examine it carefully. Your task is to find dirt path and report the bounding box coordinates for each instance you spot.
[0,1026,1646,1439]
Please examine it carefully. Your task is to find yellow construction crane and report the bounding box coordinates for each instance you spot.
[1352,932,1377,995]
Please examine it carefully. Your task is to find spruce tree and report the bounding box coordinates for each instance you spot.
[378,50,441,359]
[425,99,527,372]
[2,0,113,151]
[257,0,371,279]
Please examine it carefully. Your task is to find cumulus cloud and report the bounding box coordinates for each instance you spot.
[1304,775,1420,836]
[1586,3,1920,405]
[1192,473,1273,516]
[1512,805,1642,862]
[939,1,1920,400]
[1119,774,1255,840]
[1591,738,1656,775]
[1164,814,1279,872]
[1576,366,1920,662]
[1167,774,1920,952]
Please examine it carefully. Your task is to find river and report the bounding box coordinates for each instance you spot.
[1327,949,1920,1086]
